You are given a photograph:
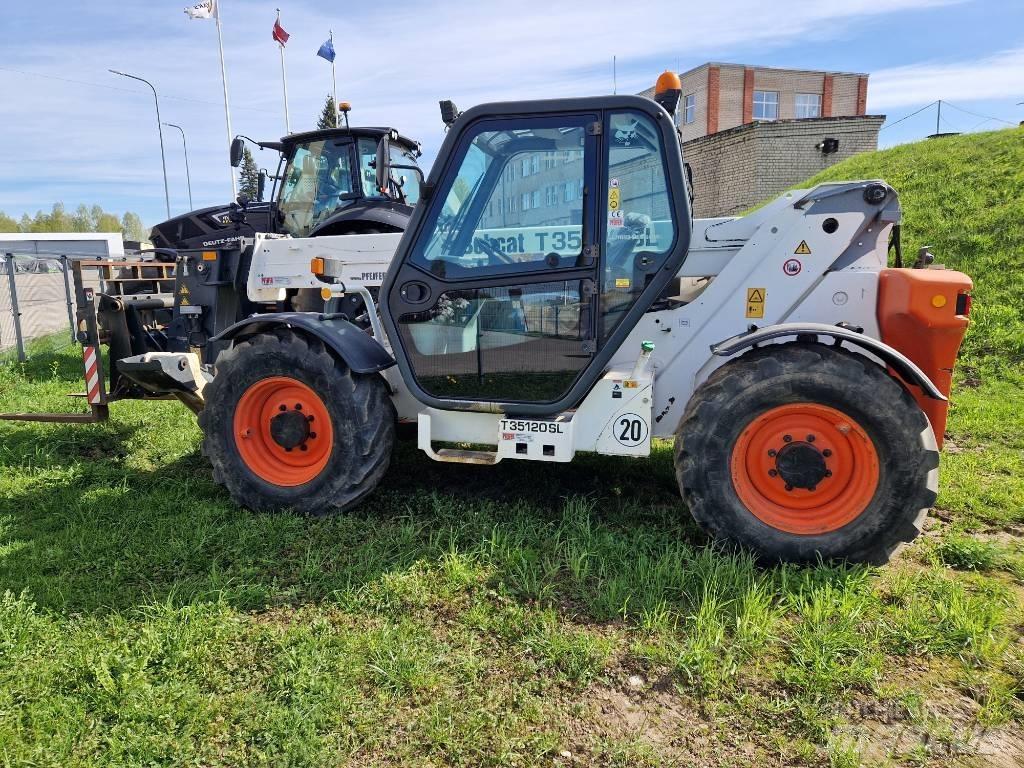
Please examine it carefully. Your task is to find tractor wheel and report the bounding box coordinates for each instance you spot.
[198,328,395,514]
[675,343,938,564]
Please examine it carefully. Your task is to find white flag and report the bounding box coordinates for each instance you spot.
[184,0,216,19]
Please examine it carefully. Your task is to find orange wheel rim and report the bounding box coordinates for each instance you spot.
[233,377,333,487]
[730,403,880,535]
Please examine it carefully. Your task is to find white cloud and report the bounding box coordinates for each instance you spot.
[869,46,1024,109]
[0,0,966,224]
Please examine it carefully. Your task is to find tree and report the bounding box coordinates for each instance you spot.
[0,204,144,236]
[238,147,261,201]
[0,212,19,232]
[121,212,146,242]
[317,94,338,130]
[94,212,122,232]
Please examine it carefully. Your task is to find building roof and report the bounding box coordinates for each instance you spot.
[679,62,870,78]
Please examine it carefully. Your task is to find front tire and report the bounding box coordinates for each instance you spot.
[199,329,395,514]
[675,343,939,564]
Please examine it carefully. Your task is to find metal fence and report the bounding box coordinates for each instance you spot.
[0,252,105,361]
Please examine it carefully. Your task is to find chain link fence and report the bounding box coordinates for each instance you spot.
[1,253,106,361]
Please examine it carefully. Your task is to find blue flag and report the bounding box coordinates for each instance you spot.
[317,37,336,63]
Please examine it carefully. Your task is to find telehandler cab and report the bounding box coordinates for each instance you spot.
[2,75,972,564]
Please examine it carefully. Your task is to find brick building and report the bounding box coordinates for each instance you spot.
[641,63,883,217]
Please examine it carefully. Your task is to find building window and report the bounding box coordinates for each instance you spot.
[531,189,540,209]
[563,182,574,202]
[683,93,696,124]
[521,158,530,177]
[795,92,821,119]
[753,90,779,121]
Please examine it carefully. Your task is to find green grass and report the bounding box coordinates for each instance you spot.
[2,129,1024,765]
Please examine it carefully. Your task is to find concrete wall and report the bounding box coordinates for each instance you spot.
[682,115,884,217]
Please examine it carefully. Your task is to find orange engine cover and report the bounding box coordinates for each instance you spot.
[877,268,972,447]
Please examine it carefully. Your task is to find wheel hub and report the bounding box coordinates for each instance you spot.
[269,409,311,451]
[775,441,828,490]
[729,403,880,535]
[233,377,333,487]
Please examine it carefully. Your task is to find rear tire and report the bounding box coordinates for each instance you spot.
[675,343,938,564]
[199,329,395,514]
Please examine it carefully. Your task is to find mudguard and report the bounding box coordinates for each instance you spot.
[711,322,946,401]
[212,312,395,374]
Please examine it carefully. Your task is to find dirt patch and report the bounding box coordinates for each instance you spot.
[558,672,791,767]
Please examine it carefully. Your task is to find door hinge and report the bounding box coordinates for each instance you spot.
[587,121,602,135]
[582,244,599,260]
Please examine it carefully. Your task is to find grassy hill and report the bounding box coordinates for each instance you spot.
[803,127,1024,381]
[0,131,1022,767]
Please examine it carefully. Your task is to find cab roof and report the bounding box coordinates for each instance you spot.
[258,126,421,155]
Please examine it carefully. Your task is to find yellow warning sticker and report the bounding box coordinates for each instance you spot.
[608,188,621,211]
[178,284,190,296]
[615,277,631,288]
[794,240,812,255]
[746,287,765,318]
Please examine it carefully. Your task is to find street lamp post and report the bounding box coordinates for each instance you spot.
[109,69,171,219]
[162,122,193,211]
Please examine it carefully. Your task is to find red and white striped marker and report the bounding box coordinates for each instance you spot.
[83,346,102,404]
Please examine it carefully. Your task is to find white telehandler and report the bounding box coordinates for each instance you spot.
[4,75,972,563]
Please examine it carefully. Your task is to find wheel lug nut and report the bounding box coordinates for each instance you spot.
[825,470,832,477]
[785,484,794,491]
[295,403,303,411]
[783,434,792,443]
[300,444,308,451]
[823,449,832,457]
[808,485,816,492]
[309,432,317,439]
[279,404,287,412]
[768,449,777,457]
[807,434,815,442]
[307,415,315,422]
[768,469,778,477]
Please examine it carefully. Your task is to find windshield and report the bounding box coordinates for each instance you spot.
[277,139,355,237]
[357,137,421,205]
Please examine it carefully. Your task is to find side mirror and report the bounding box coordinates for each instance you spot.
[257,171,267,202]
[374,131,392,196]
[230,137,244,168]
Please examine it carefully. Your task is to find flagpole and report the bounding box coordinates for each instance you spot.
[330,30,338,126]
[277,8,290,134]
[215,1,237,197]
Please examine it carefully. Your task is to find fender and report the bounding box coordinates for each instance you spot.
[212,312,395,374]
[711,322,946,401]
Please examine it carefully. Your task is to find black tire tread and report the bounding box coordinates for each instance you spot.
[675,343,939,564]
[198,329,395,515]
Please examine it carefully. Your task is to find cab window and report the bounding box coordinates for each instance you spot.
[600,110,676,340]
[410,117,591,277]
[279,139,354,237]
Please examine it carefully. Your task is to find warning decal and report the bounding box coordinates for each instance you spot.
[608,188,621,210]
[746,287,765,318]
[794,240,812,255]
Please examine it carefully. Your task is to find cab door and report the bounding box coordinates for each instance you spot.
[381,97,691,416]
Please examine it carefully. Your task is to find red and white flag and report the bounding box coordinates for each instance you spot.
[184,0,216,19]
[272,18,289,46]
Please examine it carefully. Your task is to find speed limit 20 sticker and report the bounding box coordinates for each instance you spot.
[613,413,649,447]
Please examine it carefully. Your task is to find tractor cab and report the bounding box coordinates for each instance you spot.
[381,95,692,415]
[149,123,423,250]
[266,126,423,238]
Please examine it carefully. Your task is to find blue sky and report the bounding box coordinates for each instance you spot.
[1,0,1021,228]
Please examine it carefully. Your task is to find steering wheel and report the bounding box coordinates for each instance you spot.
[474,236,515,266]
